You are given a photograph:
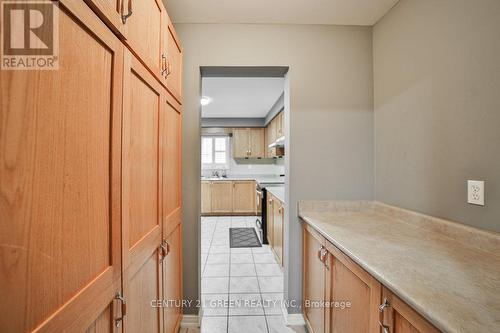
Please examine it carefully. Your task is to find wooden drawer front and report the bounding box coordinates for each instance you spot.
[0,1,123,331]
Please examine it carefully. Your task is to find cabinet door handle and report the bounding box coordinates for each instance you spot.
[379,298,390,312]
[378,322,390,333]
[317,246,325,261]
[161,54,167,76]
[114,292,127,327]
[121,0,133,23]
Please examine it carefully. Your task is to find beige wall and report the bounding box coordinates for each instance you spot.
[374,0,500,232]
[176,23,374,314]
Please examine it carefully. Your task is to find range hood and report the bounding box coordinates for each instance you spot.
[268,135,285,148]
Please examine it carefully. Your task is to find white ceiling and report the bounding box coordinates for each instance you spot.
[202,77,284,118]
[164,0,399,25]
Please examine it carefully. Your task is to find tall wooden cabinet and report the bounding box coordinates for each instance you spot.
[0,0,183,332]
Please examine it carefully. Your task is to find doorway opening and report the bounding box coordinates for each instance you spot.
[198,66,296,332]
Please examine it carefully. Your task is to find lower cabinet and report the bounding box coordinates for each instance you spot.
[267,195,275,247]
[302,224,441,333]
[272,197,284,267]
[162,224,183,333]
[201,180,256,215]
[233,181,256,213]
[381,287,440,333]
[211,181,233,213]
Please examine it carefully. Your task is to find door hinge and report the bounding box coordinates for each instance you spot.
[115,292,127,327]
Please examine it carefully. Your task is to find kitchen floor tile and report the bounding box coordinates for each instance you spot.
[266,315,306,333]
[202,277,229,294]
[207,253,230,264]
[201,316,228,333]
[228,293,264,316]
[253,253,277,264]
[261,293,284,315]
[230,247,253,254]
[201,293,229,317]
[255,263,282,276]
[203,264,230,277]
[228,316,267,333]
[230,253,254,264]
[229,276,260,293]
[230,263,256,277]
[209,245,231,254]
[258,276,283,293]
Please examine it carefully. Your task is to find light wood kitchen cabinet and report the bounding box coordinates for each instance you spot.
[381,287,440,333]
[211,181,233,213]
[233,181,256,213]
[266,119,277,158]
[164,17,183,102]
[0,0,183,331]
[267,195,275,247]
[303,224,327,333]
[303,224,442,333]
[162,224,183,333]
[201,181,212,214]
[233,128,265,158]
[324,241,381,333]
[233,128,250,158]
[273,197,284,267]
[123,0,164,79]
[0,1,124,331]
[276,111,284,138]
[122,49,163,333]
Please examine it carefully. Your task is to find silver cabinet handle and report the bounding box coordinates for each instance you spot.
[121,0,133,23]
[115,292,127,327]
[379,321,390,333]
[379,298,390,312]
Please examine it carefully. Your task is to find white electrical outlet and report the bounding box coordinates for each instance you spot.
[467,180,485,206]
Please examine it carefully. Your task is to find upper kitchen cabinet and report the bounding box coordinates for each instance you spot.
[123,0,163,78]
[233,128,265,158]
[163,15,183,102]
[84,0,125,36]
[266,111,284,158]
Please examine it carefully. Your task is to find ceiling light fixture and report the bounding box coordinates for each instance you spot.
[200,96,212,106]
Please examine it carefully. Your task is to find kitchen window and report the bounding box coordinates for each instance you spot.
[201,136,229,169]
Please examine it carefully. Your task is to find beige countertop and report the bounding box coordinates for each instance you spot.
[298,201,500,333]
[266,186,285,204]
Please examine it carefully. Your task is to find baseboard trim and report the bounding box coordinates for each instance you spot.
[180,313,201,328]
[281,303,306,326]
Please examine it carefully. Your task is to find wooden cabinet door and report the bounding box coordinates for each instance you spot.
[162,224,183,333]
[211,181,233,213]
[165,19,183,102]
[381,287,440,333]
[324,243,381,333]
[276,111,284,138]
[233,181,256,213]
[266,120,277,158]
[201,181,212,214]
[121,50,162,333]
[161,95,182,236]
[249,128,265,158]
[273,202,284,267]
[233,128,249,158]
[303,225,327,333]
[84,0,125,37]
[266,195,275,247]
[123,0,163,79]
[0,1,123,331]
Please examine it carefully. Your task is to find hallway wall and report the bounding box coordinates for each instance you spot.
[176,23,374,314]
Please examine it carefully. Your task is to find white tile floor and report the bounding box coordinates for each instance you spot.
[200,216,305,333]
